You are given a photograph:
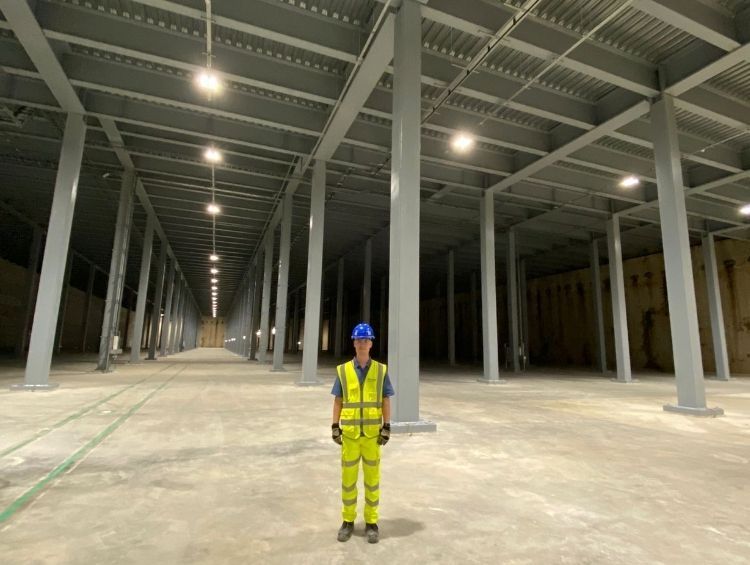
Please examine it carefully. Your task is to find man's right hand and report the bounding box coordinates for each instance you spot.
[331,423,343,445]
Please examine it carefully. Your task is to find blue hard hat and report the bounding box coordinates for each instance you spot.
[351,323,375,340]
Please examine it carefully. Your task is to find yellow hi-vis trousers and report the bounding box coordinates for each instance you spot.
[341,435,381,524]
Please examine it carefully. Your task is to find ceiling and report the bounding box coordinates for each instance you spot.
[0,0,749,315]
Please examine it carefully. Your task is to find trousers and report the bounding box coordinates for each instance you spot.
[340,435,381,523]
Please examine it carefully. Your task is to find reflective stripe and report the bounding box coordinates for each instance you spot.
[342,457,361,467]
[365,498,379,507]
[364,483,379,492]
[362,456,378,466]
[377,363,384,405]
[337,364,348,400]
[343,402,381,408]
[340,419,382,426]
[342,497,357,506]
[342,483,357,493]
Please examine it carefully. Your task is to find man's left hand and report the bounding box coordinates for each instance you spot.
[377,423,391,446]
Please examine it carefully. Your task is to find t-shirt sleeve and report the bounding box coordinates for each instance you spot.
[331,375,343,397]
[383,373,395,397]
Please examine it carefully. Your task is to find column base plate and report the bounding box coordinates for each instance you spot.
[390,421,437,434]
[663,404,724,417]
[10,382,60,391]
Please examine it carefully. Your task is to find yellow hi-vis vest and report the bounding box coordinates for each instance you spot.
[337,360,386,439]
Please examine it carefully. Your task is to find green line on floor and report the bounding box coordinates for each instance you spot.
[0,368,183,524]
[0,364,175,460]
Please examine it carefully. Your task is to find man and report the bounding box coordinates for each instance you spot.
[331,322,394,544]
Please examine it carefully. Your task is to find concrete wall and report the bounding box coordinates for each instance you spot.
[527,238,750,374]
[200,316,225,348]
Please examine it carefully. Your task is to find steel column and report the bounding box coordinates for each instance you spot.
[21,113,86,389]
[160,260,175,357]
[249,260,262,360]
[702,234,730,381]
[300,160,326,385]
[479,191,502,383]
[590,239,607,373]
[273,194,292,370]
[257,235,274,363]
[55,252,73,353]
[147,242,167,360]
[388,0,434,432]
[606,217,632,383]
[334,257,344,358]
[651,95,721,415]
[80,262,95,353]
[519,258,529,367]
[130,216,154,362]
[507,230,520,373]
[16,226,42,357]
[97,168,136,371]
[363,238,372,322]
[168,277,183,354]
[447,250,456,366]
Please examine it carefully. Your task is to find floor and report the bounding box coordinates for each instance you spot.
[0,348,748,564]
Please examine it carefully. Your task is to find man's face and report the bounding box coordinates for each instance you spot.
[353,338,372,356]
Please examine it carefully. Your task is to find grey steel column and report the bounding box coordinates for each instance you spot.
[334,257,344,358]
[590,239,607,373]
[20,113,86,389]
[16,226,42,357]
[470,271,479,363]
[130,216,154,362]
[160,260,175,357]
[447,250,456,366]
[258,235,274,363]
[273,194,293,371]
[80,262,95,353]
[702,234,730,381]
[479,191,502,383]
[122,289,133,351]
[606,217,632,383]
[362,238,372,322]
[519,258,529,366]
[388,0,434,432]
[55,252,73,354]
[507,230,520,372]
[300,160,326,385]
[292,290,300,353]
[97,169,136,371]
[379,275,387,356]
[243,265,256,358]
[168,277,183,354]
[147,242,167,360]
[651,95,722,415]
[249,260,262,360]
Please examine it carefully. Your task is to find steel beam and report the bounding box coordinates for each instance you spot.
[19,113,86,389]
[651,96,722,415]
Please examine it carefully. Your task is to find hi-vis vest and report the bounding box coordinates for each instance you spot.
[337,360,386,439]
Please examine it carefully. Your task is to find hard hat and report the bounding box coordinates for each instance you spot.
[351,322,375,340]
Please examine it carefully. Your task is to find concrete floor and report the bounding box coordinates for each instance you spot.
[0,348,748,564]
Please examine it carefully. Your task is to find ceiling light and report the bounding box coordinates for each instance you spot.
[256,330,261,337]
[210,278,218,283]
[211,286,218,291]
[206,203,221,215]
[204,147,222,163]
[196,70,221,94]
[210,268,219,274]
[619,175,640,188]
[209,254,219,262]
[740,204,750,216]
[451,132,474,153]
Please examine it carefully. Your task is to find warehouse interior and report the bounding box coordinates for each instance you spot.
[1,0,749,562]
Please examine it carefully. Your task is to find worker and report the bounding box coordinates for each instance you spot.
[331,322,394,544]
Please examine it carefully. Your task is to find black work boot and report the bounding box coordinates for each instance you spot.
[365,523,379,544]
[337,521,354,542]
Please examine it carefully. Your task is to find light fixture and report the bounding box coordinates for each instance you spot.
[619,175,640,188]
[271,327,276,335]
[209,254,219,262]
[212,293,218,298]
[211,286,218,291]
[196,70,222,95]
[206,202,221,215]
[204,147,222,163]
[211,278,218,283]
[210,268,219,274]
[256,330,261,337]
[740,204,750,216]
[451,132,474,153]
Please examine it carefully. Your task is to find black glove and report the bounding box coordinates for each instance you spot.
[332,423,343,445]
[377,423,391,446]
